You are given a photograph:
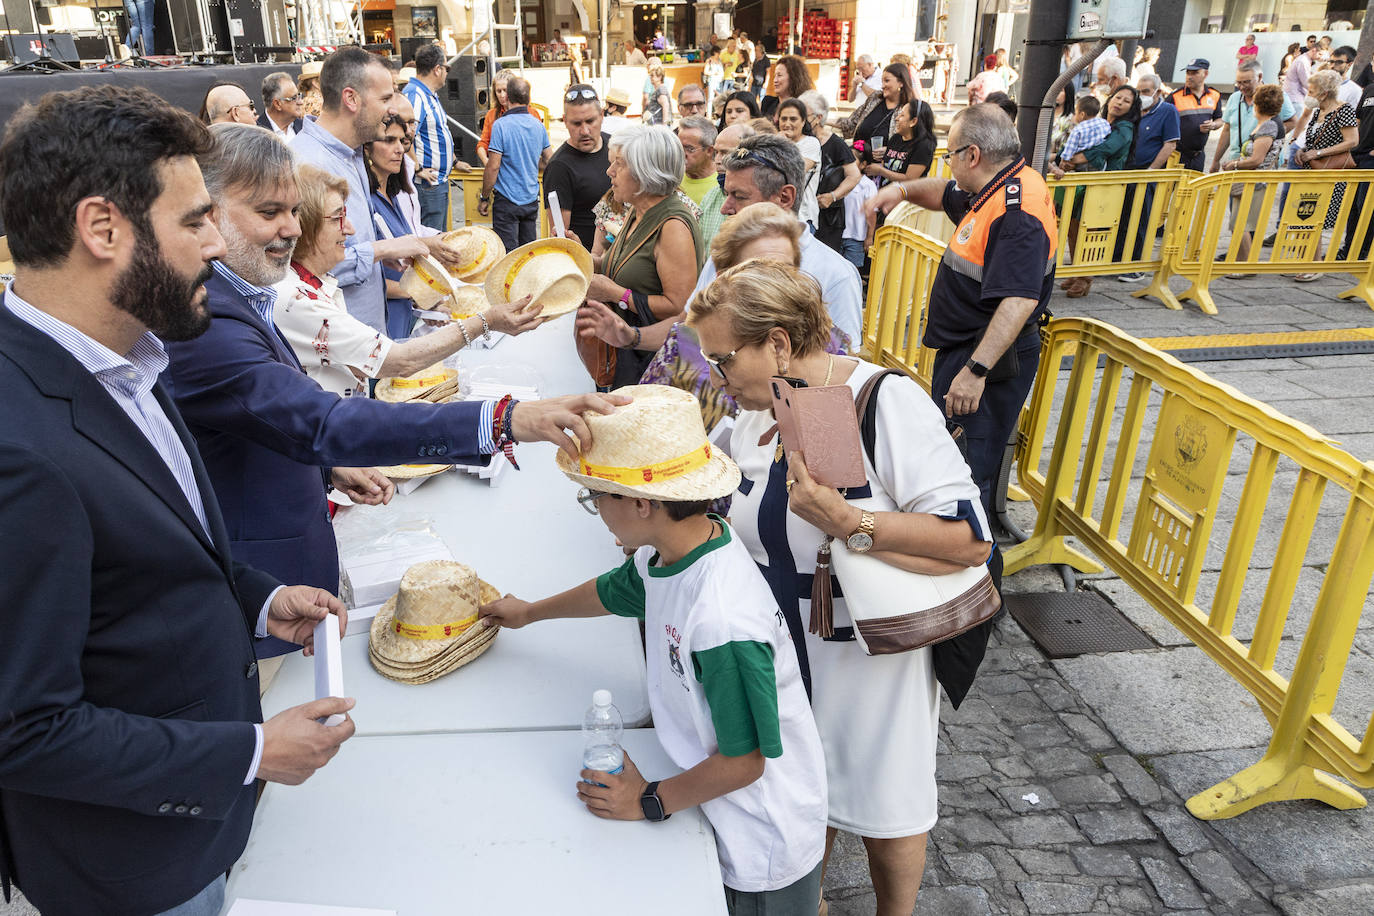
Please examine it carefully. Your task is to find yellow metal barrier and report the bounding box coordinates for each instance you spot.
[860,224,944,390]
[1046,167,1191,310]
[1006,317,1374,819]
[451,171,551,235]
[1163,170,1374,315]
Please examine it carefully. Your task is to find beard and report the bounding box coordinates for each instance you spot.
[110,232,214,343]
[219,216,295,287]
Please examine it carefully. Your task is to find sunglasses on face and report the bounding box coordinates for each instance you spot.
[703,348,738,383]
[229,102,257,115]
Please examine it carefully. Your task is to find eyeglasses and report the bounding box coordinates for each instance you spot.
[1332,58,1351,67]
[280,94,302,104]
[725,148,787,178]
[565,87,599,102]
[942,143,973,163]
[681,142,709,155]
[679,100,706,110]
[703,348,739,383]
[576,488,616,515]
[328,206,347,232]
[229,102,257,115]
[400,136,413,149]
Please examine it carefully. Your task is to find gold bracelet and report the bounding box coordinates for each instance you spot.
[899,183,908,201]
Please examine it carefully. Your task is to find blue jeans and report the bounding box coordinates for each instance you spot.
[490,191,538,250]
[841,238,866,270]
[416,179,449,232]
[154,875,225,916]
[123,0,154,52]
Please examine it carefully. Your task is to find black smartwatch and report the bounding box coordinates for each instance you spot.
[640,781,671,822]
[966,357,991,378]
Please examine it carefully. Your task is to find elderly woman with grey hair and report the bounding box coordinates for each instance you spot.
[584,124,705,387]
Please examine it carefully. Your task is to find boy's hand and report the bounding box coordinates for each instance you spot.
[478,595,534,629]
[577,751,649,820]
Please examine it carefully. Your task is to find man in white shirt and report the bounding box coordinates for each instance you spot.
[698,133,863,344]
[850,55,883,103]
[623,38,648,67]
[257,72,305,142]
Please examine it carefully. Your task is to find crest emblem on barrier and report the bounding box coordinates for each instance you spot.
[1295,193,1319,222]
[1174,416,1209,469]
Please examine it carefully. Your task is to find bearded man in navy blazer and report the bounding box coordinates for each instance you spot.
[163,123,624,648]
[0,87,357,915]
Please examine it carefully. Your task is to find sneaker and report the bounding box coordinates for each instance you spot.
[1224,273,1255,279]
[1262,233,1277,247]
[1117,272,1147,282]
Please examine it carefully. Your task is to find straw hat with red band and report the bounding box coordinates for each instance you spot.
[441,225,506,283]
[556,384,740,501]
[484,237,592,321]
[368,560,501,683]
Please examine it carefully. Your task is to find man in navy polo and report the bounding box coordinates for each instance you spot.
[1116,72,1180,282]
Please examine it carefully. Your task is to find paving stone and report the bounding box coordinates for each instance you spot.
[943,851,998,881]
[1099,885,1155,913]
[1003,814,1087,847]
[995,784,1060,813]
[1013,721,1073,750]
[940,813,1011,846]
[824,889,876,916]
[1057,712,1117,751]
[1031,678,1079,712]
[1140,856,1207,910]
[1049,774,1122,805]
[946,724,1011,754]
[1274,883,1374,916]
[915,885,994,916]
[978,673,1036,696]
[940,783,1005,813]
[1015,880,1099,914]
[987,692,1059,727]
[1102,754,1163,806]
[983,844,1031,882]
[1010,848,1079,876]
[1071,846,1141,878]
[1183,849,1269,910]
[991,755,1036,779]
[945,696,1005,726]
[1144,807,1212,857]
[1025,747,1100,775]
[1073,809,1157,844]
[939,753,994,780]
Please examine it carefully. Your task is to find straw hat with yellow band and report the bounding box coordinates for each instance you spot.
[556,384,740,501]
[397,254,457,311]
[484,237,592,321]
[368,560,501,683]
[374,362,460,403]
[440,226,506,283]
[447,284,490,320]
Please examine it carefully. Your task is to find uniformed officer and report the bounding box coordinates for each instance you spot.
[867,103,1057,522]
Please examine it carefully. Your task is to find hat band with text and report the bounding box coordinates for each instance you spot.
[413,261,450,294]
[390,371,451,389]
[579,443,713,485]
[393,613,478,640]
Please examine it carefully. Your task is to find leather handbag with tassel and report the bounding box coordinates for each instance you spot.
[808,369,1001,655]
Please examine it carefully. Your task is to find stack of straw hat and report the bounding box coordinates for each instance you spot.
[485,238,592,321]
[368,560,500,684]
[373,363,463,479]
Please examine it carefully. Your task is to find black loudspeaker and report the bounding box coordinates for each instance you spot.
[440,100,484,168]
[3,32,80,65]
[449,56,491,112]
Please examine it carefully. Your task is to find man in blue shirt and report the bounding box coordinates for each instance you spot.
[292,48,452,331]
[1116,73,1181,280]
[402,42,454,231]
[479,75,551,249]
[1211,60,1298,172]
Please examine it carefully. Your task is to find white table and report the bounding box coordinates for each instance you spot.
[266,312,650,733]
[225,729,727,915]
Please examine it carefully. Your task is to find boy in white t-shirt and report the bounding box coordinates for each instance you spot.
[480,385,827,913]
[842,175,877,271]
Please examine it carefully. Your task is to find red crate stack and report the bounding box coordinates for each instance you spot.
[778,12,856,86]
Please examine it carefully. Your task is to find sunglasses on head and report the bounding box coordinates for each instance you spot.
[565,88,599,102]
[725,148,786,177]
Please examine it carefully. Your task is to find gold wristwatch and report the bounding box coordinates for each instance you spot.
[846,510,876,553]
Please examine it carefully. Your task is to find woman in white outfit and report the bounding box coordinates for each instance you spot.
[689,260,993,915]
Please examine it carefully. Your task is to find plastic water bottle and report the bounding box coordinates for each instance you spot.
[582,689,624,786]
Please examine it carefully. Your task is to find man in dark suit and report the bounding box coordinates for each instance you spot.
[164,123,624,648]
[0,86,356,915]
[258,70,306,142]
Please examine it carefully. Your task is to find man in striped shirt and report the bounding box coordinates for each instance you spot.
[403,42,455,231]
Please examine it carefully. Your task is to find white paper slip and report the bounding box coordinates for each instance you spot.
[548,190,565,237]
[411,307,451,322]
[344,602,385,637]
[312,617,346,726]
[226,901,395,916]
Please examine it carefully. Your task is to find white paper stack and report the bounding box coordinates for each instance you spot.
[312,617,346,726]
[343,538,453,608]
[343,601,385,637]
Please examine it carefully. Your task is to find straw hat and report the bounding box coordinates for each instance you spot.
[374,362,459,403]
[440,226,506,283]
[373,462,451,481]
[396,66,417,86]
[299,61,322,83]
[556,384,740,501]
[448,284,489,319]
[397,254,457,311]
[484,238,592,320]
[605,87,631,109]
[368,561,501,684]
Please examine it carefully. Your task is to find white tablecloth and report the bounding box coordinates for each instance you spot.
[225,730,726,915]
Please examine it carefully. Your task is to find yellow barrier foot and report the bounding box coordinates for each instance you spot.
[1132,273,1183,311]
[1336,279,1374,310]
[1177,281,1219,316]
[1002,535,1106,576]
[1007,483,1031,503]
[1186,756,1367,820]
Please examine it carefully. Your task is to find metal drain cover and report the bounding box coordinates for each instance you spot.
[1004,592,1155,658]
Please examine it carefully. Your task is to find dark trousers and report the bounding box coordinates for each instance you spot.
[1178,149,1206,172]
[930,328,1042,522]
[491,191,538,250]
[1339,152,1374,260]
[416,180,450,232]
[1111,182,1158,262]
